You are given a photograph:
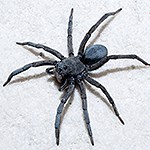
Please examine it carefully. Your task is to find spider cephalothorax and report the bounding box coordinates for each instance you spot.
[54,56,86,82]
[3,8,150,145]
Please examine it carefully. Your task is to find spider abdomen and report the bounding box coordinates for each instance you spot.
[83,44,108,65]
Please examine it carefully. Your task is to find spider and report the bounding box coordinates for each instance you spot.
[3,8,150,146]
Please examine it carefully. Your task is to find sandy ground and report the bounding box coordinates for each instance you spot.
[0,0,150,150]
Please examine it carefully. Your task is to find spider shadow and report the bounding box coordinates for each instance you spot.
[89,65,146,78]
[22,46,51,60]
[47,76,61,91]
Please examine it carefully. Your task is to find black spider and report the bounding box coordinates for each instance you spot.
[3,8,150,146]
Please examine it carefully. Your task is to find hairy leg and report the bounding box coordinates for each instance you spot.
[55,79,75,145]
[3,60,57,86]
[108,55,150,65]
[16,42,65,60]
[77,80,94,145]
[78,8,122,56]
[85,75,124,125]
[67,8,74,57]
[88,54,150,71]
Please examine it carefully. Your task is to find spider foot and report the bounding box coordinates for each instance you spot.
[16,42,25,45]
[118,115,125,125]
[115,8,122,14]
[90,135,94,146]
[3,80,9,87]
[55,128,60,145]
[16,42,43,48]
[3,76,12,87]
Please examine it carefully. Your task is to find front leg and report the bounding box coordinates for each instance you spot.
[16,42,65,60]
[3,60,57,86]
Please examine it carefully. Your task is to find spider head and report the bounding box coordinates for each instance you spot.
[54,59,75,82]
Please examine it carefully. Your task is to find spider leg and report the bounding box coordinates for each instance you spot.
[67,8,74,57]
[58,79,68,91]
[3,60,57,86]
[16,42,65,60]
[88,54,150,71]
[77,79,94,145]
[78,8,122,57]
[85,75,124,125]
[55,78,75,145]
[108,55,150,65]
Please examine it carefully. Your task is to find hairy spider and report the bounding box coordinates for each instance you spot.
[3,8,150,145]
